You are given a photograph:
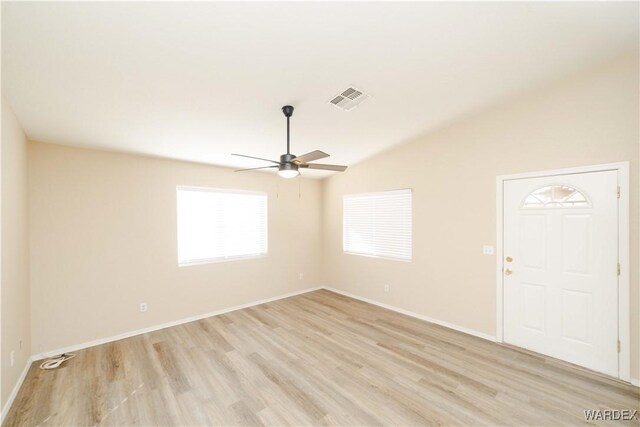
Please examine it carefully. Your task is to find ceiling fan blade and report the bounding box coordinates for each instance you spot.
[292,150,329,164]
[301,163,348,172]
[234,165,279,172]
[232,153,281,165]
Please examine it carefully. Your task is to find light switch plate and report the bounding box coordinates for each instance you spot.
[482,245,495,255]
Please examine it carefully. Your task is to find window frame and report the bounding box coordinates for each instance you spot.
[342,188,413,262]
[176,186,268,266]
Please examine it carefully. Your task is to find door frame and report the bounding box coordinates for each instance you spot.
[495,161,630,382]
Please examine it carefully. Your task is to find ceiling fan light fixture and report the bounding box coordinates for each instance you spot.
[277,163,300,178]
[278,169,300,178]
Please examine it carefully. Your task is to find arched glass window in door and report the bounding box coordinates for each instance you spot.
[522,185,589,208]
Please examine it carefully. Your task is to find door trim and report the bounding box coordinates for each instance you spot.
[495,161,630,382]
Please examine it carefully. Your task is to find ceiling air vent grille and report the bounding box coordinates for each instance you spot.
[328,86,370,111]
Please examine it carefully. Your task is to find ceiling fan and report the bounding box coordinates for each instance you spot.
[232,105,348,178]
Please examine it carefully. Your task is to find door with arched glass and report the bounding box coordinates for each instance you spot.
[503,170,619,377]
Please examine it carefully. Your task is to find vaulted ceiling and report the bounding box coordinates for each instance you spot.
[2,2,637,177]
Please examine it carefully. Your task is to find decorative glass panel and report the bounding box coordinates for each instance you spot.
[522,185,588,208]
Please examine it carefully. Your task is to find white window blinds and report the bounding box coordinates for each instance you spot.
[343,189,412,261]
[177,187,267,265]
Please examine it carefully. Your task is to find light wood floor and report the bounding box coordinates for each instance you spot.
[4,290,639,426]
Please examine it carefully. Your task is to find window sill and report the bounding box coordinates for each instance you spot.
[343,251,411,263]
[179,253,267,267]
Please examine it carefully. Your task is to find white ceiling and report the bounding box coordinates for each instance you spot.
[2,2,638,178]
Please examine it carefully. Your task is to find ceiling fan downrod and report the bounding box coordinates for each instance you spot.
[282,105,294,156]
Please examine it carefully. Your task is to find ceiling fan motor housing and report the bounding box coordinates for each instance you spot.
[280,153,296,164]
[279,157,298,172]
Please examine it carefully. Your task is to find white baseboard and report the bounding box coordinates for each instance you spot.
[34,285,496,360]
[323,287,497,342]
[32,286,322,361]
[1,356,34,423]
[631,378,639,387]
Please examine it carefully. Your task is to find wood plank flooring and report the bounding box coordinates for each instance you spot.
[4,289,639,426]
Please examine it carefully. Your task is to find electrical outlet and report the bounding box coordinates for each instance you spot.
[140,303,148,313]
[384,284,390,292]
[482,245,495,255]
[299,273,304,280]
[10,350,15,367]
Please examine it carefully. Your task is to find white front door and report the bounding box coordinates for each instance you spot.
[503,170,619,377]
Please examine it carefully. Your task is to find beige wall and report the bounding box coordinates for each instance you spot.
[13,52,640,392]
[1,98,31,409]
[29,143,322,355]
[322,53,639,379]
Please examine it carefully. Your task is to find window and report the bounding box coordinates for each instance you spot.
[177,187,267,265]
[343,189,412,261]
[522,185,589,208]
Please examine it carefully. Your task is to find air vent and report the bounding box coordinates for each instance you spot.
[328,86,371,111]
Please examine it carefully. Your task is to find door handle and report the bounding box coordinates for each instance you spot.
[504,268,513,276]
